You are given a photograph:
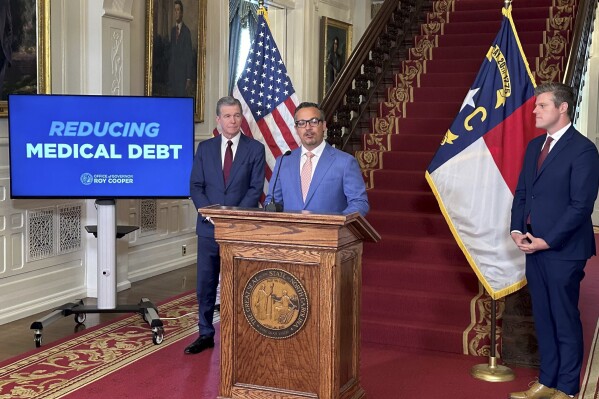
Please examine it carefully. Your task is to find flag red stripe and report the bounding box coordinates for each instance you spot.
[264,166,273,181]
[257,118,283,159]
[283,97,299,146]
[272,107,297,150]
[241,118,252,139]
[284,97,297,114]
[483,96,543,194]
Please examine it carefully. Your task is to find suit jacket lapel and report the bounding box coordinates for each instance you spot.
[536,127,573,179]
[304,144,334,205]
[226,134,249,188]
[287,149,303,204]
[210,137,225,189]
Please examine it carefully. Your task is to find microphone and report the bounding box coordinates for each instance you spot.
[265,150,292,212]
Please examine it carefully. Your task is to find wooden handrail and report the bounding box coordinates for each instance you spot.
[320,0,429,153]
[320,0,400,119]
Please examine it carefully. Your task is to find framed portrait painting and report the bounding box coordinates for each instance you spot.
[0,0,51,116]
[319,17,352,101]
[145,0,206,122]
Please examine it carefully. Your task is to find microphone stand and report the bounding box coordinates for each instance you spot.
[265,150,291,212]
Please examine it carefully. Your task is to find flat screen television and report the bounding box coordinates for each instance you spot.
[8,94,194,199]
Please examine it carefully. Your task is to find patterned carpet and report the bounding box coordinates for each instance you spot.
[0,293,202,399]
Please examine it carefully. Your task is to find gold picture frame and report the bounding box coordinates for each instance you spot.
[145,0,206,123]
[0,0,51,116]
[319,17,352,101]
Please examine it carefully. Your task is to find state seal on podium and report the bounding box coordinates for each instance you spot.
[242,268,309,339]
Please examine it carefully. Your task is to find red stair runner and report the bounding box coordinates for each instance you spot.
[360,0,574,354]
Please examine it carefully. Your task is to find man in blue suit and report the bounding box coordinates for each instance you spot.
[509,83,599,399]
[186,96,265,354]
[265,102,369,217]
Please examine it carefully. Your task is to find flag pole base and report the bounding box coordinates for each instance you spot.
[471,356,515,382]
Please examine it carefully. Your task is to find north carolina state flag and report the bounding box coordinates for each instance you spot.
[425,6,543,299]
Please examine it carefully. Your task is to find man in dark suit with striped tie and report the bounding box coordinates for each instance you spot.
[186,96,265,354]
[509,83,599,399]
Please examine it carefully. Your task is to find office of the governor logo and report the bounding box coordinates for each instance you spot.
[80,173,93,185]
[242,268,308,339]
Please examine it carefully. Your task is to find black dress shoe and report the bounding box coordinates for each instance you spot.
[184,335,215,354]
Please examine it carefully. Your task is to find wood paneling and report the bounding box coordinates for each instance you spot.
[202,206,379,399]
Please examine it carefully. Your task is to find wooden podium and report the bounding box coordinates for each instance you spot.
[200,206,380,399]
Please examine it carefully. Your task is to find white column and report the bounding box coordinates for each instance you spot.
[96,200,117,309]
[82,1,134,296]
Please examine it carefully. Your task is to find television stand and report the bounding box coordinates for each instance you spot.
[30,199,164,347]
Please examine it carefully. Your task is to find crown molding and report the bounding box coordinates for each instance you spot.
[102,0,134,21]
[319,0,351,11]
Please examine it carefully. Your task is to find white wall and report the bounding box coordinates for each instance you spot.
[0,1,90,325]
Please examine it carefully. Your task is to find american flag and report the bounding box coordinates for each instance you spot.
[230,8,300,194]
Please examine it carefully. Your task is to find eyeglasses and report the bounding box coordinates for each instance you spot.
[294,118,323,128]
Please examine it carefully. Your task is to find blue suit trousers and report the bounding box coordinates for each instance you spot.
[196,236,220,338]
[527,253,585,395]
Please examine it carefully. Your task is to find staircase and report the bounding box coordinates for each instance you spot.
[355,0,579,354]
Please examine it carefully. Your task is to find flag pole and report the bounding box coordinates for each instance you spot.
[471,0,516,382]
[258,0,269,24]
[470,297,515,382]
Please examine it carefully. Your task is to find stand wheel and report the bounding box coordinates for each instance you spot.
[34,333,43,348]
[75,313,86,324]
[152,327,164,345]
